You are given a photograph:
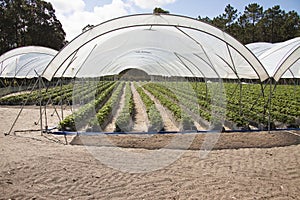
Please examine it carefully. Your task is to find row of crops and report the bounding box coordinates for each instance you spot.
[142,83,197,131]
[0,80,299,131]
[165,81,300,129]
[0,83,74,105]
[224,82,300,128]
[0,81,114,105]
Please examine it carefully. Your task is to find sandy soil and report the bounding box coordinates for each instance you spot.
[131,83,148,132]
[104,86,126,132]
[1,90,32,98]
[142,86,179,131]
[0,106,300,199]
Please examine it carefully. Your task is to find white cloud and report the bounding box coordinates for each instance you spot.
[93,0,132,21]
[131,0,177,9]
[47,0,85,15]
[45,0,177,40]
[46,0,132,41]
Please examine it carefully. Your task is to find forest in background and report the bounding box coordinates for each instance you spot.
[198,3,300,44]
[0,0,66,55]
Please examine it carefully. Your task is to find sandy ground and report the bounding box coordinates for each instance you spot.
[143,87,179,131]
[0,106,300,199]
[131,83,148,132]
[104,86,126,132]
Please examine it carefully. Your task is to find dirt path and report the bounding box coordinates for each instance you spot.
[142,85,179,131]
[1,90,32,98]
[177,103,207,130]
[131,83,148,132]
[103,85,126,132]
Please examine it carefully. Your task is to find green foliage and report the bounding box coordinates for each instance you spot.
[115,82,134,132]
[59,81,300,131]
[4,80,299,131]
[59,82,117,131]
[147,106,164,131]
[0,0,66,55]
[143,83,181,120]
[135,83,164,132]
[89,82,125,131]
[199,3,300,44]
[143,83,196,130]
[0,83,73,105]
[153,7,169,14]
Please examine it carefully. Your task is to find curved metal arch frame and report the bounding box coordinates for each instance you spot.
[0,46,57,62]
[250,37,300,81]
[273,46,300,81]
[42,13,269,81]
[0,46,58,78]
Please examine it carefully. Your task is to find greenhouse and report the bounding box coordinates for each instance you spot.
[0,46,58,97]
[1,14,299,135]
[246,37,300,80]
[42,14,268,81]
[0,46,57,79]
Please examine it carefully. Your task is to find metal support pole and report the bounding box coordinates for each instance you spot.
[40,77,62,122]
[268,79,272,133]
[38,75,43,135]
[6,79,39,135]
[60,78,64,121]
[239,82,242,117]
[44,103,48,132]
[205,80,208,101]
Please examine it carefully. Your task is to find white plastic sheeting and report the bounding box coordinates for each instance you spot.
[247,37,300,81]
[43,14,269,81]
[246,42,274,57]
[0,46,57,78]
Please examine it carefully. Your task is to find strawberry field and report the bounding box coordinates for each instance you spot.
[0,80,299,132]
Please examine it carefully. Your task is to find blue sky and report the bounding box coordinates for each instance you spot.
[46,0,300,40]
[84,0,300,18]
[163,0,300,18]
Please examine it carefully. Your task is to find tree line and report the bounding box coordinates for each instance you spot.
[198,3,300,44]
[0,0,66,55]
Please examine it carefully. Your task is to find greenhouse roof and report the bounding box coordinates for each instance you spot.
[42,14,269,81]
[0,46,57,78]
[247,37,300,81]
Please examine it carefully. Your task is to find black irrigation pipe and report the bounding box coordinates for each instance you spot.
[48,127,300,136]
[4,126,57,136]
